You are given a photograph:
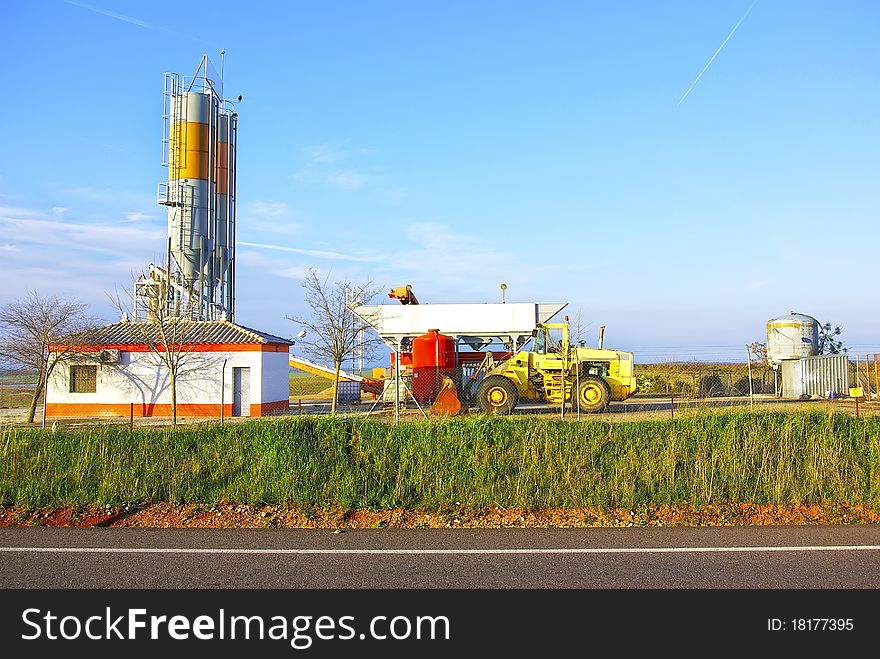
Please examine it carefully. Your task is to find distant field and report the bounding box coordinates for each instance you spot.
[0,373,37,385]
[0,372,38,409]
[289,371,334,397]
[0,388,34,409]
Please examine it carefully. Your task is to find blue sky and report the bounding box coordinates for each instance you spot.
[1,0,878,362]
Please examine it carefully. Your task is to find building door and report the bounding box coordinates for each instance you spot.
[232,367,251,417]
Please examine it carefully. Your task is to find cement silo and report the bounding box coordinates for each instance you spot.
[149,53,238,321]
[214,110,237,317]
[766,312,820,367]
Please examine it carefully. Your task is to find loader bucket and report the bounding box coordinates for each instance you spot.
[431,376,462,416]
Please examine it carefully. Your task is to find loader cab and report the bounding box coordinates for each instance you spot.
[533,324,568,355]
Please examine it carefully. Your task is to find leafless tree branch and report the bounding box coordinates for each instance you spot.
[286,268,383,414]
[0,290,100,423]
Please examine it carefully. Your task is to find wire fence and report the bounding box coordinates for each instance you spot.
[8,350,879,425]
[290,350,880,421]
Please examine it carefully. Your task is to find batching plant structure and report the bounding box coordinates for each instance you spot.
[136,53,238,321]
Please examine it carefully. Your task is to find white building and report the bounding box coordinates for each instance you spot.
[46,320,292,419]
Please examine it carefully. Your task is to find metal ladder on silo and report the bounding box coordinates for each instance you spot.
[158,72,185,209]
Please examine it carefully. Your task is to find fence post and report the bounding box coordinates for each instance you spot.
[874,353,880,396]
[670,392,675,419]
[394,345,401,426]
[746,346,754,410]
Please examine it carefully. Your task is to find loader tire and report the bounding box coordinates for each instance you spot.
[476,376,519,415]
[572,375,611,414]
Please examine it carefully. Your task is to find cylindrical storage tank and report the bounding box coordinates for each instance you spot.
[411,329,455,404]
[766,312,820,366]
[214,111,237,317]
[168,90,217,304]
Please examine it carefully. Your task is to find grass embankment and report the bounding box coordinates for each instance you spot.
[1,410,879,513]
[289,372,333,397]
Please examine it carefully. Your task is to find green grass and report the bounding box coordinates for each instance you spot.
[0,386,35,409]
[289,372,333,397]
[1,410,879,511]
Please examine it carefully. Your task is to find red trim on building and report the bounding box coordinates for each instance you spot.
[252,399,290,416]
[46,400,290,419]
[48,343,290,353]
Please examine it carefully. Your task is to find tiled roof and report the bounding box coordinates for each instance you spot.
[57,319,293,346]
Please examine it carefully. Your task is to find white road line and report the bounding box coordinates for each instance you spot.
[1,545,879,555]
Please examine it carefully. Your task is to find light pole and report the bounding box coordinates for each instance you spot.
[41,348,49,429]
[220,358,227,427]
[501,283,507,304]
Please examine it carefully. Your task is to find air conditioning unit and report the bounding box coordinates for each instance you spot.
[98,349,120,364]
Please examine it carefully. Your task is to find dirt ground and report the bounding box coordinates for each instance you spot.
[1,502,878,529]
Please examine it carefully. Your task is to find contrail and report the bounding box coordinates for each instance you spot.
[677,0,758,106]
[237,241,378,262]
[64,0,208,44]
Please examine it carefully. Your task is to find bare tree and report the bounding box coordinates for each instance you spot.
[110,267,218,425]
[287,268,382,414]
[568,309,593,347]
[0,291,99,423]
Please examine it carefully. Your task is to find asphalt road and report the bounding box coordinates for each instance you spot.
[2,525,880,589]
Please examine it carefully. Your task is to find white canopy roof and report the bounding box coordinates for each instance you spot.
[351,302,567,349]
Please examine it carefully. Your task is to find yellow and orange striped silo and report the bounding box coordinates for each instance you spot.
[159,54,238,321]
[214,110,237,316]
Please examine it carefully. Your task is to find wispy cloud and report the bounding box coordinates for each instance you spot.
[302,144,348,166]
[370,222,572,303]
[123,211,153,223]
[240,201,303,234]
[64,186,155,210]
[237,240,377,262]
[0,247,144,317]
[0,206,163,313]
[63,0,208,44]
[65,186,118,203]
[0,205,51,220]
[251,202,289,218]
[677,0,758,106]
[0,207,165,257]
[293,143,385,191]
[293,166,380,191]
[235,250,311,282]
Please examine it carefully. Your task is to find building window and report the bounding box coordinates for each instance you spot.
[69,365,97,393]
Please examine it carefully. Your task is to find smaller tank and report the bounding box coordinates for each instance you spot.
[766,312,820,366]
[411,329,456,404]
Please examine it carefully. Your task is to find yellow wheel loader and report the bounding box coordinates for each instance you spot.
[475,322,637,414]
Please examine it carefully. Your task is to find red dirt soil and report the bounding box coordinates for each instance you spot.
[1,503,878,529]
